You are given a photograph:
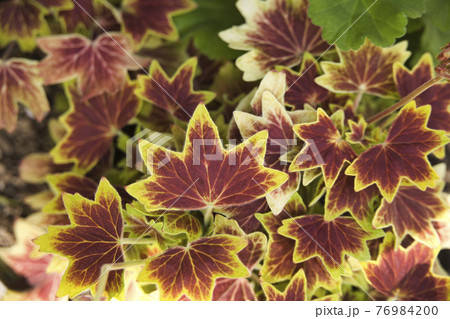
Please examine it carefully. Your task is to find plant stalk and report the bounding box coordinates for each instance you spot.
[120,238,155,245]
[1,42,15,60]
[352,91,364,112]
[94,260,146,301]
[367,76,443,124]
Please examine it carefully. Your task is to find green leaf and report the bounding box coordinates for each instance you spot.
[174,0,244,59]
[308,0,426,50]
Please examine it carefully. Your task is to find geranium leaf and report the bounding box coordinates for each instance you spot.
[136,57,215,122]
[277,53,329,109]
[34,178,125,300]
[43,172,97,214]
[234,91,300,215]
[346,101,449,202]
[373,185,447,247]
[219,0,328,81]
[217,197,269,233]
[325,169,379,231]
[212,278,256,301]
[290,108,356,188]
[315,40,410,98]
[137,235,249,300]
[346,118,370,147]
[211,215,265,301]
[126,104,289,212]
[0,58,50,133]
[213,215,266,271]
[38,33,139,99]
[279,215,383,278]
[394,53,450,133]
[121,0,196,46]
[19,153,71,184]
[308,0,426,50]
[51,82,141,172]
[0,0,49,51]
[262,269,306,301]
[361,233,450,300]
[58,0,116,33]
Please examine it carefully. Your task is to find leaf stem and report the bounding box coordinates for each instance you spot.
[352,91,364,112]
[204,206,214,226]
[1,42,15,60]
[120,238,154,245]
[94,260,147,301]
[367,76,443,124]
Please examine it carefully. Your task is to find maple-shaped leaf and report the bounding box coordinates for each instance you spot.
[373,185,447,247]
[262,269,306,301]
[0,0,48,51]
[325,170,379,231]
[121,0,196,46]
[43,173,97,214]
[0,58,50,133]
[219,0,328,81]
[394,53,450,133]
[136,57,215,122]
[361,233,450,300]
[256,194,339,296]
[212,278,256,301]
[58,0,116,33]
[277,53,329,109]
[214,215,266,271]
[346,101,449,203]
[38,33,139,99]
[19,153,71,184]
[290,108,356,188]
[234,91,300,215]
[279,215,383,278]
[212,215,265,301]
[51,82,141,171]
[217,197,268,233]
[346,118,370,147]
[34,178,125,300]
[126,104,288,212]
[315,40,410,98]
[137,235,249,300]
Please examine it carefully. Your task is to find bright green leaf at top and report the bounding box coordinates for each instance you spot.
[308,0,426,50]
[174,0,244,60]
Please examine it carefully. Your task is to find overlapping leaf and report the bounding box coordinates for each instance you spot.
[256,194,339,296]
[325,169,379,231]
[219,0,328,81]
[361,233,450,300]
[0,58,49,133]
[394,53,450,133]
[51,82,141,171]
[136,58,215,122]
[308,0,426,50]
[346,101,449,202]
[212,215,265,300]
[121,0,196,46]
[373,185,447,247]
[290,108,356,188]
[234,91,300,215]
[43,172,97,213]
[58,0,116,33]
[126,104,288,212]
[262,269,306,301]
[19,153,71,184]
[0,0,71,51]
[277,53,329,109]
[34,178,125,300]
[217,197,268,233]
[279,215,383,278]
[316,40,410,98]
[137,235,249,300]
[38,33,139,99]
